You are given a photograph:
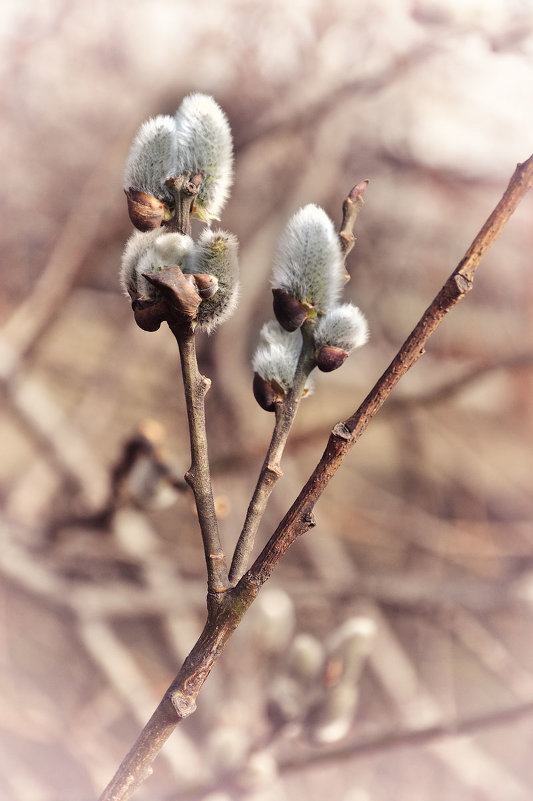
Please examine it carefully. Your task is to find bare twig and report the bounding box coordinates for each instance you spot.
[387,350,533,412]
[171,324,229,595]
[98,154,533,801]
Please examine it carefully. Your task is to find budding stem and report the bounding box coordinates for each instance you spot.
[229,321,317,585]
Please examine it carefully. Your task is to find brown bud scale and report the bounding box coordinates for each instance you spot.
[316,346,349,372]
[253,373,278,412]
[131,297,167,332]
[143,265,202,323]
[272,288,308,332]
[192,273,219,298]
[125,188,170,232]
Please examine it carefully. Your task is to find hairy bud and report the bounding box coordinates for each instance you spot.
[183,228,239,334]
[316,346,349,372]
[174,93,233,221]
[120,231,196,330]
[314,303,369,371]
[272,205,345,325]
[123,115,178,208]
[252,322,313,410]
[272,288,308,332]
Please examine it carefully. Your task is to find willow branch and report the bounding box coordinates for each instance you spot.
[98,155,532,801]
[228,323,316,584]
[171,325,229,595]
[229,179,368,584]
[242,154,533,591]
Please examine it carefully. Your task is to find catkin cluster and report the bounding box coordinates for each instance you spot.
[253,204,368,410]
[120,94,239,334]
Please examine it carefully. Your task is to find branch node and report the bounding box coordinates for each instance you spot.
[266,463,284,479]
[303,512,316,528]
[455,273,474,294]
[332,422,354,441]
[170,690,197,719]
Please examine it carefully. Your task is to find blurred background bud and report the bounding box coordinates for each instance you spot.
[248,586,296,655]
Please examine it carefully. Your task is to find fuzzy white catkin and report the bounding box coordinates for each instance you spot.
[174,93,233,219]
[120,230,194,300]
[123,115,178,202]
[184,228,239,333]
[314,303,369,352]
[272,204,345,312]
[252,322,312,395]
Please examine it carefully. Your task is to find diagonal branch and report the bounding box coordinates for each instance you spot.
[243,154,533,590]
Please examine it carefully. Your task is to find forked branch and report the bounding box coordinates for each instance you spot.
[99,154,533,801]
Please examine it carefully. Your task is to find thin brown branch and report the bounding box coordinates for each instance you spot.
[280,699,533,775]
[243,153,533,591]
[171,325,229,595]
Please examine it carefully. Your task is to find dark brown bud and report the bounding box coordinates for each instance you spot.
[253,373,278,412]
[143,265,202,323]
[191,273,219,298]
[125,188,171,232]
[131,297,168,332]
[272,288,308,332]
[316,346,349,372]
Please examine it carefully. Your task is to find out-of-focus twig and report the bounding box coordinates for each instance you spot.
[237,42,437,152]
[386,351,533,412]
[0,334,108,509]
[279,698,533,775]
[2,137,125,359]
